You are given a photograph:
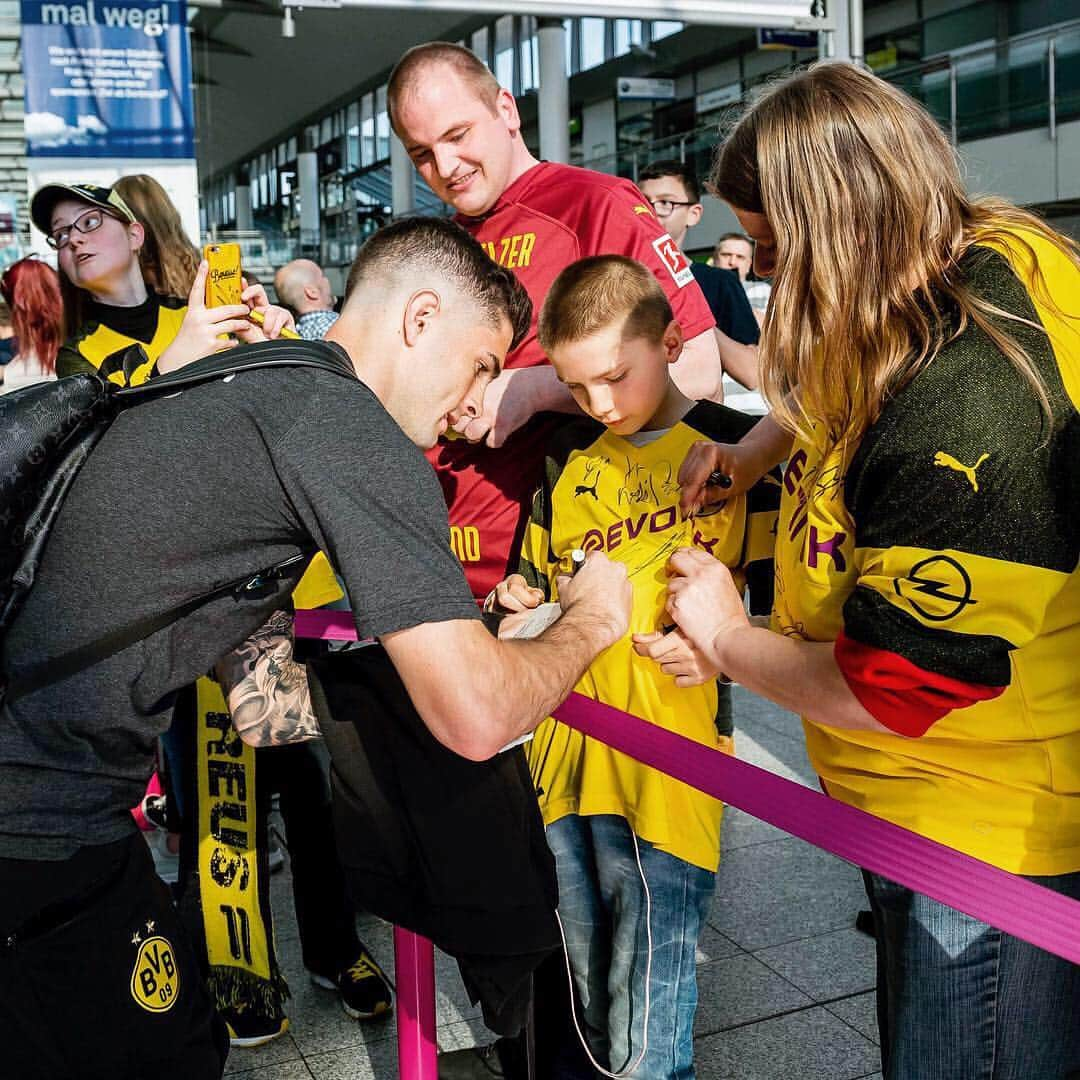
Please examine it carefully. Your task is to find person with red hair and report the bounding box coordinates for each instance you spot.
[0,256,62,392]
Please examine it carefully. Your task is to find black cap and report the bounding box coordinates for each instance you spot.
[30,182,136,237]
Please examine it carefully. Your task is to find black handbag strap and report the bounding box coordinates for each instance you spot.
[6,551,311,705]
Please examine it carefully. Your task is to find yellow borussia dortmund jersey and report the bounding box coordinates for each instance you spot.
[773,227,1080,875]
[57,296,188,387]
[522,403,779,871]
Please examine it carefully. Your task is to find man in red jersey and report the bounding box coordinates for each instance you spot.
[386,43,732,1080]
[388,41,738,602]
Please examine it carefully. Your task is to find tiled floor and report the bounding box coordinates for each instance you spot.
[222,687,883,1079]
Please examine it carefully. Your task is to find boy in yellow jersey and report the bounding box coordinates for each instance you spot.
[489,256,779,1080]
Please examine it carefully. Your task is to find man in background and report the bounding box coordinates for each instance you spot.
[715,232,771,329]
[274,258,339,340]
[639,159,759,388]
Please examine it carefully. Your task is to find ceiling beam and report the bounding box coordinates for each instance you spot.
[276,0,832,31]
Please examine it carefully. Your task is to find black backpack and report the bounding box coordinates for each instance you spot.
[0,338,357,704]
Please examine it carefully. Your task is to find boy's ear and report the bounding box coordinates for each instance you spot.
[663,319,684,365]
[687,203,703,230]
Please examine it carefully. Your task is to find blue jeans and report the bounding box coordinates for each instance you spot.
[863,870,1080,1080]
[546,814,716,1080]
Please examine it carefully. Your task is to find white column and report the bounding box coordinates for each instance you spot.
[234,168,253,231]
[298,133,320,256]
[849,0,864,66]
[537,18,569,164]
[390,133,415,217]
[827,0,851,62]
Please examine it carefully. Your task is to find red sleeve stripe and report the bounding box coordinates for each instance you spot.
[834,632,1006,738]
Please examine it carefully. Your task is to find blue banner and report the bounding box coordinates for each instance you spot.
[21,0,194,158]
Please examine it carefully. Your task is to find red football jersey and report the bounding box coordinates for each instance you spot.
[427,161,716,598]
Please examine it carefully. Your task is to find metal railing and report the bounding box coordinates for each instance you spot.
[583,19,1080,178]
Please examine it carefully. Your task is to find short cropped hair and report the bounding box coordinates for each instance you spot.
[638,159,700,204]
[345,217,532,351]
[716,232,753,247]
[539,256,673,355]
[388,42,500,134]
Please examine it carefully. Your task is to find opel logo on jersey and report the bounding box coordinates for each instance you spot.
[893,555,977,622]
[130,932,180,1013]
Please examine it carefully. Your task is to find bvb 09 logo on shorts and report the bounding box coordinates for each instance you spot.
[130,935,180,1013]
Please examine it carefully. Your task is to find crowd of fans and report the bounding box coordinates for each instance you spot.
[1,49,1078,1080]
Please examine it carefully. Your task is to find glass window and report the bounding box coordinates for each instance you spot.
[924,1,994,57]
[319,116,333,146]
[565,18,574,74]
[652,21,683,41]
[471,25,490,66]
[520,16,538,92]
[346,102,360,170]
[287,136,297,160]
[360,92,375,168]
[614,19,642,58]
[375,85,390,162]
[581,17,606,70]
[494,15,515,90]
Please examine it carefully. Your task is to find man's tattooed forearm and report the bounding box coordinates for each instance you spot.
[215,611,321,747]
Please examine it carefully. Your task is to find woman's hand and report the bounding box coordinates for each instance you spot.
[678,439,762,514]
[632,625,723,688]
[664,548,750,659]
[236,278,296,342]
[156,260,253,373]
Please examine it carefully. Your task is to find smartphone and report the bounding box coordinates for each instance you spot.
[203,242,243,308]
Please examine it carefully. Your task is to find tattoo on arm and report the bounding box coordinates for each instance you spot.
[215,610,321,747]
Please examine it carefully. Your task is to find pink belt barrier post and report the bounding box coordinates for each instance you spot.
[394,927,438,1080]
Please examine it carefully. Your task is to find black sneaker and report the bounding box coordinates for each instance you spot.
[309,946,393,1020]
[221,1000,289,1048]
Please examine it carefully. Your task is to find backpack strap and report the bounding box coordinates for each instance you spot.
[115,338,357,401]
[5,551,311,706]
[2,341,357,707]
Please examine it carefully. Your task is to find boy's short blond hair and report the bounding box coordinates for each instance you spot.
[538,256,674,355]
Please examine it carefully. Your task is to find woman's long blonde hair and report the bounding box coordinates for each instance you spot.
[710,61,1080,444]
[113,173,200,299]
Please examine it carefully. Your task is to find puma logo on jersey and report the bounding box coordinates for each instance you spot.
[575,459,604,500]
[933,451,989,493]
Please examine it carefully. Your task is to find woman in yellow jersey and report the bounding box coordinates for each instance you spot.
[29,180,291,384]
[665,62,1080,1080]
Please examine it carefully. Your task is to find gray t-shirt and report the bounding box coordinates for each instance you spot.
[0,348,479,859]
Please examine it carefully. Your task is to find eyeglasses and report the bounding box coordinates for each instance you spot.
[647,198,695,218]
[47,207,120,250]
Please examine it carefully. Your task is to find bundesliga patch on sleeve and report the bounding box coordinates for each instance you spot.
[652,234,695,288]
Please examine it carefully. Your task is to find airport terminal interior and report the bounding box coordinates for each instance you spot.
[0,2,1078,1078]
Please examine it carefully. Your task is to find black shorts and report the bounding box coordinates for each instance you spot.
[0,831,228,1080]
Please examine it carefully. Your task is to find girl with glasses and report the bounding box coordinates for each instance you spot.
[30,181,293,386]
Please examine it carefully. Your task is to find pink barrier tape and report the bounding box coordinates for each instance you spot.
[294,609,359,641]
[294,607,1080,965]
[394,927,439,1080]
[552,692,1080,966]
